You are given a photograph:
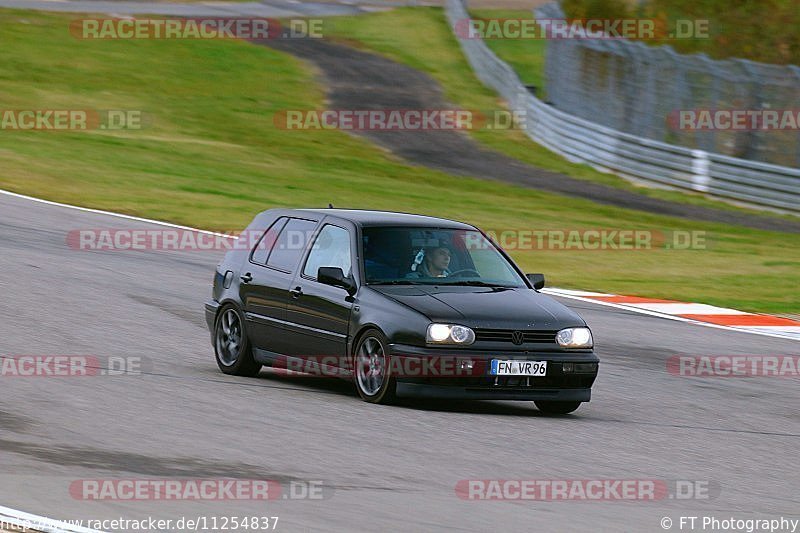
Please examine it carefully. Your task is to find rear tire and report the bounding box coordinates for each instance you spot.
[535,400,582,414]
[353,329,396,404]
[214,305,262,377]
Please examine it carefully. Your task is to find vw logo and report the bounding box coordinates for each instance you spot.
[511,331,525,345]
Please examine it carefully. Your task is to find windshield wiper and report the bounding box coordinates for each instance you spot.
[438,280,517,288]
[368,280,425,285]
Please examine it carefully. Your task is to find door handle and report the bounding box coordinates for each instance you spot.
[240,272,253,283]
[290,286,303,298]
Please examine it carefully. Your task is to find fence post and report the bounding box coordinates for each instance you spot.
[790,65,800,167]
[691,149,711,192]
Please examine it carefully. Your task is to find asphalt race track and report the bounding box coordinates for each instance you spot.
[1,192,798,532]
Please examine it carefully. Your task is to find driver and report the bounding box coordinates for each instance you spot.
[406,246,451,278]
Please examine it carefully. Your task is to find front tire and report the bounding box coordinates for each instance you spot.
[214,305,262,377]
[535,400,582,414]
[353,329,396,404]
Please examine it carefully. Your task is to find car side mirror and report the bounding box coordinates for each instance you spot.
[318,267,357,295]
[526,273,545,290]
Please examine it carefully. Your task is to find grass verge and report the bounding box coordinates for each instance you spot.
[0,8,797,313]
[325,7,799,220]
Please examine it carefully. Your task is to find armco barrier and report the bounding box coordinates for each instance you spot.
[445,0,800,214]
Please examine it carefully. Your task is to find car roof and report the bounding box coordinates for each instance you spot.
[281,208,476,229]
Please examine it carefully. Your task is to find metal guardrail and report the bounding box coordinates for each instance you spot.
[536,2,800,169]
[445,0,800,214]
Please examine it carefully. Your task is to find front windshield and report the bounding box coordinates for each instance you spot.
[362,226,527,287]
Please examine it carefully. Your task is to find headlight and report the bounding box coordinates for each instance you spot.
[556,327,593,348]
[426,324,475,345]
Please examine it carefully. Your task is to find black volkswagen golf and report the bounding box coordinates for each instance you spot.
[205,209,599,413]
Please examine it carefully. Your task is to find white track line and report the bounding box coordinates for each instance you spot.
[542,289,799,342]
[0,505,103,533]
[1,188,796,343]
[0,189,234,239]
[619,302,749,315]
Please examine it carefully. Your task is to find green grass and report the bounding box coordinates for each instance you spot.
[324,7,799,219]
[463,9,548,90]
[0,8,798,313]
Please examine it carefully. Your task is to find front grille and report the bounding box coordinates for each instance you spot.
[473,329,558,344]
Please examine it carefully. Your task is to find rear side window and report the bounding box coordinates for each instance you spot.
[250,217,287,265]
[266,218,317,272]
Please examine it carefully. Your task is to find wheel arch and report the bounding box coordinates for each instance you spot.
[349,323,386,356]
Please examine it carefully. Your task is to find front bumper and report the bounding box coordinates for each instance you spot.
[388,343,598,401]
[395,383,592,401]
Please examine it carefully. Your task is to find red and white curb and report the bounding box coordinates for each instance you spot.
[0,505,103,533]
[1,188,798,342]
[544,288,800,341]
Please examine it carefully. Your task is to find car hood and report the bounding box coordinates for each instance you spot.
[371,285,585,330]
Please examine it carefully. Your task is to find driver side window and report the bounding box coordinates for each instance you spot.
[303,225,352,279]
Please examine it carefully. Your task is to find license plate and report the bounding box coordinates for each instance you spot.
[490,360,547,376]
